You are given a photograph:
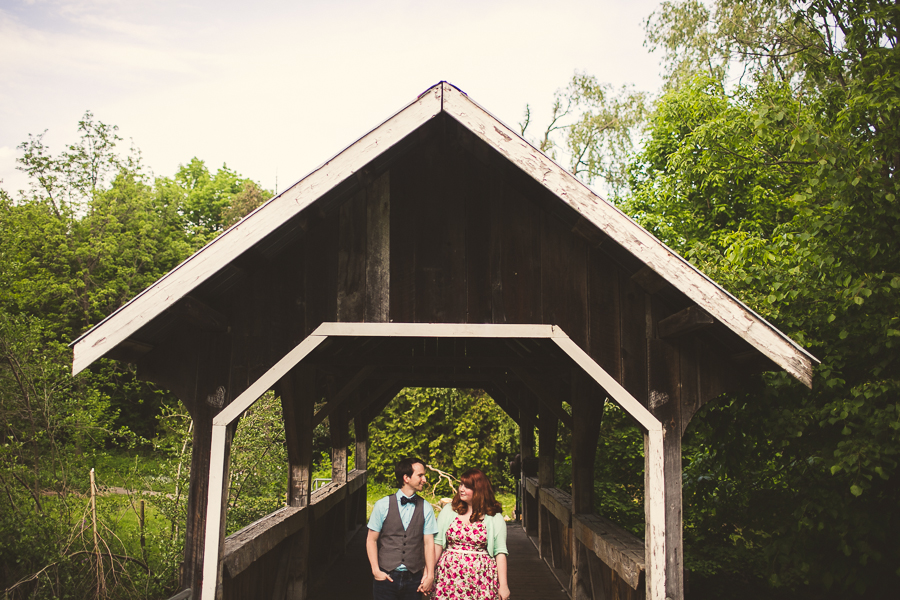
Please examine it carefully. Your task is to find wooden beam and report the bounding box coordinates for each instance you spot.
[511,366,573,430]
[330,407,349,486]
[539,486,572,527]
[658,306,714,339]
[308,356,568,369]
[644,428,666,600]
[365,171,390,322]
[354,411,369,472]
[280,366,315,508]
[222,506,308,578]
[214,334,327,426]
[631,266,669,295]
[312,321,564,339]
[571,372,605,600]
[175,295,229,332]
[346,378,400,420]
[313,366,376,428]
[489,379,538,426]
[572,514,645,590]
[106,338,154,362]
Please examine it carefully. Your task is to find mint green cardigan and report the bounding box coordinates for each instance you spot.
[434,504,508,557]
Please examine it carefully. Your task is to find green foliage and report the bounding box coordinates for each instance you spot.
[521,73,648,195]
[593,404,646,536]
[368,388,519,499]
[624,0,900,594]
[226,392,288,535]
[156,157,271,248]
[0,112,274,599]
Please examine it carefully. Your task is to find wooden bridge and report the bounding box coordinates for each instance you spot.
[306,508,570,600]
[72,82,816,600]
[218,469,634,600]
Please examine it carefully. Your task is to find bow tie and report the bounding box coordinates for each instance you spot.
[400,495,419,506]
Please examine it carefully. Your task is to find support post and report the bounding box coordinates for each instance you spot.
[282,366,315,509]
[570,372,604,600]
[200,422,237,600]
[519,415,535,530]
[328,376,350,557]
[279,365,315,600]
[330,408,349,485]
[354,406,368,473]
[645,427,666,600]
[537,396,558,561]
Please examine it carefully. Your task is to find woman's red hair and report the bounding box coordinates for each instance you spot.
[451,468,502,522]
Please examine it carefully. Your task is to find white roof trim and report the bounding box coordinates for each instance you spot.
[72,82,815,388]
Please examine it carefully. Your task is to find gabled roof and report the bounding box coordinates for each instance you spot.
[72,82,817,386]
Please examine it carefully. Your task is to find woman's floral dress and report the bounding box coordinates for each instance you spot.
[432,516,499,600]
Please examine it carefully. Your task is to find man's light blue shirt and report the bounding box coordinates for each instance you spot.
[367,489,438,572]
[367,489,439,535]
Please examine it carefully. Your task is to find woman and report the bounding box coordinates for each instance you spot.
[432,468,510,600]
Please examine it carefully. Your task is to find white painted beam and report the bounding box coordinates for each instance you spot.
[214,334,327,426]
[201,424,227,600]
[645,428,667,600]
[311,321,562,339]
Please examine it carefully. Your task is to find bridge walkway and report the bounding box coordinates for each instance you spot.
[308,521,569,600]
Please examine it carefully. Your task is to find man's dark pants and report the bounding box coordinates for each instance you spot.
[372,569,423,600]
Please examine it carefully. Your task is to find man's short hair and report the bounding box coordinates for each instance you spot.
[395,457,425,487]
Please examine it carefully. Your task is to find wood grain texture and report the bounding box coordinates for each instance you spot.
[540,486,573,527]
[588,247,623,385]
[658,306,714,339]
[462,146,492,323]
[573,514,645,590]
[541,214,589,348]
[223,506,308,578]
[365,172,390,323]
[498,181,543,324]
[389,150,417,323]
[337,189,367,322]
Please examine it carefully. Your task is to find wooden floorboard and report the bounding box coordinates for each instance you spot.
[309,521,570,599]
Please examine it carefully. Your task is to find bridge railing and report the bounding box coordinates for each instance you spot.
[221,469,368,600]
[523,477,645,600]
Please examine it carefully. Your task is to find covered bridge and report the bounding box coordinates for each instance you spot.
[71,82,816,600]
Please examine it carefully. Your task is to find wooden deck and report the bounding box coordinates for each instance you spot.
[309,521,569,600]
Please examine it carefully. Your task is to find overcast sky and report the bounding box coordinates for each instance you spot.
[1,0,666,197]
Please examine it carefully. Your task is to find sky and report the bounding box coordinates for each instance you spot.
[0,0,667,197]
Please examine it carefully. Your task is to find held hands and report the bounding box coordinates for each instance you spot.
[373,570,393,582]
[417,570,434,593]
[499,584,511,600]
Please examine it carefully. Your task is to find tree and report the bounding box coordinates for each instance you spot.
[367,388,519,496]
[624,0,900,594]
[521,73,648,196]
[156,158,271,248]
[0,114,276,598]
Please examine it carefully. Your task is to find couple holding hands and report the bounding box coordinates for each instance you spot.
[366,457,511,600]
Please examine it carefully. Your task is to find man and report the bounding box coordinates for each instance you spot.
[366,457,437,600]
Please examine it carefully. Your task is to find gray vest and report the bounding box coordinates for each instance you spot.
[378,495,426,573]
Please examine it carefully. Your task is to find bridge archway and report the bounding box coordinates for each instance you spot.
[202,322,664,600]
